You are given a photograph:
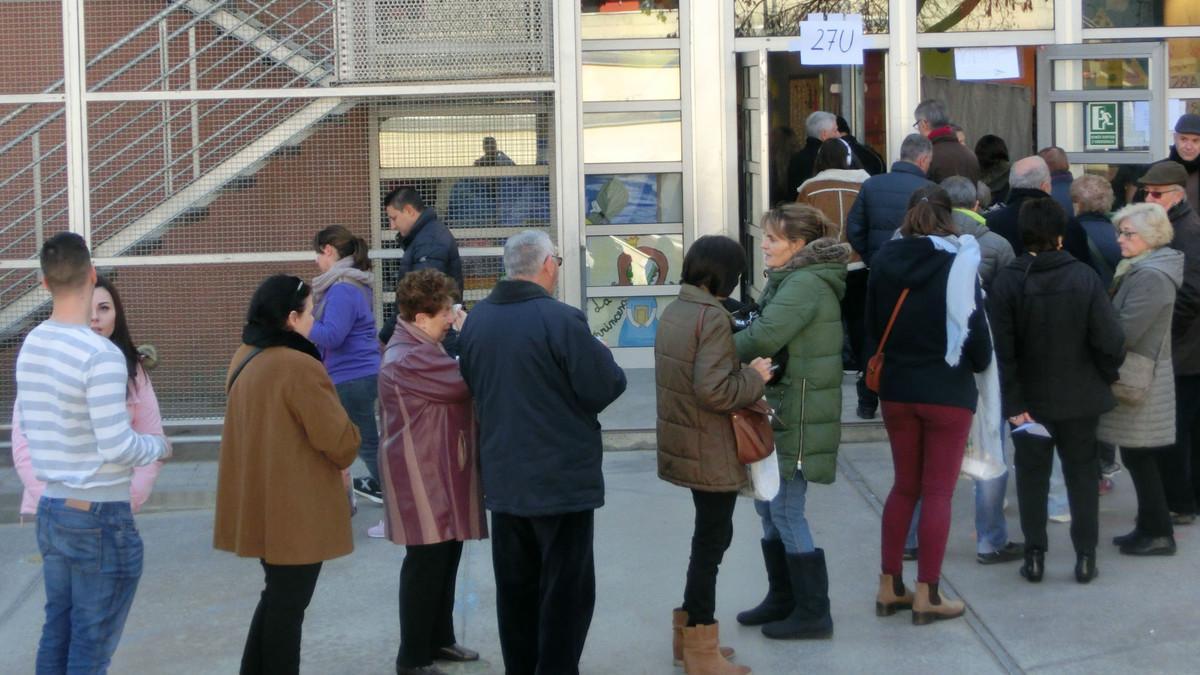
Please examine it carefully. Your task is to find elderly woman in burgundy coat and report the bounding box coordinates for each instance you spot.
[379,269,486,674]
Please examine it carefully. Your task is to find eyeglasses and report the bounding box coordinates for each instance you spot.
[1118,229,1140,239]
[1145,189,1181,199]
[548,254,563,267]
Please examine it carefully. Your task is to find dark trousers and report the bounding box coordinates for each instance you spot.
[1122,447,1176,538]
[241,560,322,675]
[845,269,877,410]
[397,540,464,668]
[880,401,972,583]
[682,490,738,626]
[1013,417,1100,555]
[1163,375,1200,515]
[491,510,595,675]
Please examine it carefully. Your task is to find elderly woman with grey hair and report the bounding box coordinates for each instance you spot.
[1101,203,1184,557]
[942,176,1014,289]
[1063,174,1122,287]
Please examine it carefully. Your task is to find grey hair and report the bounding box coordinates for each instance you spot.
[1070,174,1114,215]
[976,181,992,209]
[805,111,837,139]
[914,99,950,127]
[1113,203,1174,249]
[899,133,932,162]
[1010,156,1051,190]
[503,230,555,279]
[941,176,978,208]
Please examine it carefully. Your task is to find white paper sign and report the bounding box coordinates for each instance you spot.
[953,47,1021,80]
[792,14,864,66]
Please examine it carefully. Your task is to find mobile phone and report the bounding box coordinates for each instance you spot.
[769,363,781,372]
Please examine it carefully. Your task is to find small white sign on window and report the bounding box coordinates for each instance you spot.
[953,47,1021,81]
[790,14,864,66]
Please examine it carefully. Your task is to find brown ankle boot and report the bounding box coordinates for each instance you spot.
[875,574,914,616]
[912,582,965,625]
[681,622,750,675]
[673,609,735,666]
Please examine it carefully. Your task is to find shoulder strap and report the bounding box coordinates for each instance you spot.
[226,347,265,394]
[873,288,910,356]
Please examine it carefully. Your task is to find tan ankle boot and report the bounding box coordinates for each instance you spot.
[875,574,914,616]
[912,582,964,625]
[673,609,735,666]
[681,622,750,675]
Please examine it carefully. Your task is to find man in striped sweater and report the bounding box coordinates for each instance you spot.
[14,232,171,673]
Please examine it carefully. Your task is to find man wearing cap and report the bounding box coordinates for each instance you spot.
[1139,160,1200,523]
[1169,113,1200,208]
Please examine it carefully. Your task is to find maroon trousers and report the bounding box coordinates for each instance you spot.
[880,401,973,583]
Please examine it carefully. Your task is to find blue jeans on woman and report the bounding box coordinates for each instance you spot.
[336,373,380,483]
[36,497,143,673]
[756,472,815,554]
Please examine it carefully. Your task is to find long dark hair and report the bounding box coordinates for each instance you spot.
[313,225,371,271]
[95,275,140,386]
[900,185,959,238]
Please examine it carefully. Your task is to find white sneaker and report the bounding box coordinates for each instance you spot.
[367,519,386,538]
[1048,513,1072,523]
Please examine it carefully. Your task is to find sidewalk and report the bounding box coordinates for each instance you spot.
[2,444,1194,674]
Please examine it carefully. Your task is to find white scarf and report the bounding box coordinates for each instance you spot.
[928,234,981,367]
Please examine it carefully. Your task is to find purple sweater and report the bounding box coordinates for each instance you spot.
[308,282,380,384]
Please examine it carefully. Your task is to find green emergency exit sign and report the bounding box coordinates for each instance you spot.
[1086,102,1119,149]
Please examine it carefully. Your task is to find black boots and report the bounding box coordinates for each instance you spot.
[736,539,792,626]
[761,549,833,640]
[1074,552,1098,584]
[1020,547,1044,583]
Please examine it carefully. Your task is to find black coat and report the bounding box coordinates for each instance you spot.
[844,134,886,176]
[379,209,464,345]
[865,237,992,411]
[458,280,627,517]
[984,187,1051,256]
[1167,201,1200,375]
[1063,212,1122,287]
[847,161,934,266]
[987,252,1125,421]
[786,136,823,199]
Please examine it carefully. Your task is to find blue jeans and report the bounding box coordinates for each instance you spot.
[36,497,143,674]
[336,374,380,483]
[756,472,815,554]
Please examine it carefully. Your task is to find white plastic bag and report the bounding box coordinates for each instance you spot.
[745,451,780,501]
[961,337,1006,481]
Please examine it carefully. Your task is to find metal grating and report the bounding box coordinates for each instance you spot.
[337,0,554,82]
[0,1,64,94]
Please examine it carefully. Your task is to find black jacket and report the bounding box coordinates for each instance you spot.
[844,134,886,176]
[379,209,464,345]
[786,137,823,199]
[1167,200,1200,375]
[847,161,934,266]
[458,280,627,517]
[984,187,1051,256]
[987,252,1125,420]
[865,237,992,411]
[1063,212,1122,287]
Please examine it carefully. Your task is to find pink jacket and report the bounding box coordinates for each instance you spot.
[11,365,163,516]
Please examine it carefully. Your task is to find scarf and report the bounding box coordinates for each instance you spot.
[311,257,374,318]
[241,322,322,362]
[928,234,981,367]
[771,237,851,272]
[1112,249,1153,289]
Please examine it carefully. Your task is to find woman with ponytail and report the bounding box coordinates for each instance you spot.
[310,225,384,534]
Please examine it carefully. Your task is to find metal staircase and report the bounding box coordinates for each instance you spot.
[0,0,342,335]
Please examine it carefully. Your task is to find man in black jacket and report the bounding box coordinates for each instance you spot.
[1168,113,1200,207]
[985,156,1053,255]
[786,111,839,198]
[1139,161,1200,519]
[458,230,626,674]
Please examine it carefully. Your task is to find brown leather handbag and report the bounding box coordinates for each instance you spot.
[865,288,909,394]
[695,306,775,464]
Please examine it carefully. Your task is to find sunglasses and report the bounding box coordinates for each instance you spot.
[1145,189,1181,199]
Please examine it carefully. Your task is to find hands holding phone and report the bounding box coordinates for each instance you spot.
[749,357,774,382]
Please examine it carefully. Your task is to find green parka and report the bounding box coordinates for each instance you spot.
[735,238,848,483]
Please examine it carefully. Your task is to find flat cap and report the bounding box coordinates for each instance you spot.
[1138,160,1189,187]
[1176,113,1200,136]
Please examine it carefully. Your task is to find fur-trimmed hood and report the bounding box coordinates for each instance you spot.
[775,237,852,272]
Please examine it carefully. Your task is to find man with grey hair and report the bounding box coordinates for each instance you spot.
[787,110,840,198]
[914,98,980,183]
[943,176,1014,290]
[986,155,1053,255]
[458,230,626,674]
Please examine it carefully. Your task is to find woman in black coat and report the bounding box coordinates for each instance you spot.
[987,198,1126,584]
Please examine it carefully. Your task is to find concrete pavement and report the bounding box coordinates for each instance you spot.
[2,443,1195,674]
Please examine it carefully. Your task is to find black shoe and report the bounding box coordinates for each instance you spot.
[352,476,383,504]
[1170,512,1196,526]
[977,542,1024,565]
[737,539,793,626]
[1112,528,1141,547]
[762,549,834,640]
[435,644,479,662]
[397,667,447,675]
[902,547,918,561]
[1019,548,1044,582]
[1074,553,1098,584]
[1119,535,1177,556]
[856,404,877,420]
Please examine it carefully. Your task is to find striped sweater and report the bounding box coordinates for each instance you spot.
[14,320,168,502]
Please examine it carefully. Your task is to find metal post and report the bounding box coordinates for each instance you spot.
[555,0,583,308]
[159,19,174,196]
[189,26,200,180]
[32,132,44,248]
[60,0,91,243]
[887,0,920,163]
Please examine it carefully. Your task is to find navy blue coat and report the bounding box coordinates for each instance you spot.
[380,209,464,345]
[847,161,934,266]
[983,187,1050,257]
[458,280,627,517]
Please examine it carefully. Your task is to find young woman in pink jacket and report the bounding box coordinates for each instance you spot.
[11,275,163,522]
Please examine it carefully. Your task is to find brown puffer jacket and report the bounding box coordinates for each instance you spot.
[655,284,766,491]
[797,168,870,265]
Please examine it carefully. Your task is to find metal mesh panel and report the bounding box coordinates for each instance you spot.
[337,0,554,82]
[85,0,336,92]
[0,1,64,94]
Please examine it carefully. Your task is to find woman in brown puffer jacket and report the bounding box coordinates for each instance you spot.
[655,235,773,674]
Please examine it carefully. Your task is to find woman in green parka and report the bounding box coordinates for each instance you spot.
[734,203,848,642]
